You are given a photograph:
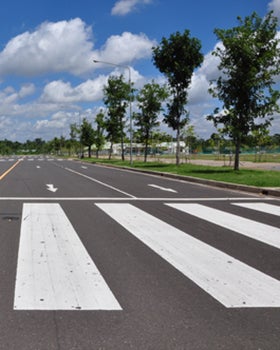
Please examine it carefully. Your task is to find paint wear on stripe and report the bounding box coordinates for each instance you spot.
[14,203,122,310]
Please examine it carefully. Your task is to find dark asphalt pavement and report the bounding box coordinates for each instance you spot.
[0,156,279,350]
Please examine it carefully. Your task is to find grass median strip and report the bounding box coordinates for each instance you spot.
[83,158,280,188]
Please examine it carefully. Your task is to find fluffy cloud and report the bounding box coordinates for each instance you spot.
[268,0,280,17]
[94,32,156,66]
[111,0,153,16]
[0,19,93,77]
[41,77,107,103]
[0,19,155,78]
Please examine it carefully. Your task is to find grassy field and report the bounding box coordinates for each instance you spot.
[83,157,280,188]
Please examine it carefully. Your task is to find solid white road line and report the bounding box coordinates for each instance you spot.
[96,203,280,308]
[232,202,280,216]
[167,203,280,250]
[65,167,137,198]
[14,203,122,310]
[0,197,271,201]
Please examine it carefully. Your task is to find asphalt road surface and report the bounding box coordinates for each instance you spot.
[0,156,279,350]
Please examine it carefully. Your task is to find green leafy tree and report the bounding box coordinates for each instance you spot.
[70,122,82,156]
[80,118,95,158]
[103,75,131,161]
[134,81,169,162]
[208,12,280,170]
[94,110,106,158]
[152,30,203,165]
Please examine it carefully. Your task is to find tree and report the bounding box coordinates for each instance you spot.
[134,81,169,162]
[182,125,199,156]
[103,75,131,161]
[94,110,106,158]
[208,12,280,170]
[80,118,95,158]
[152,30,203,165]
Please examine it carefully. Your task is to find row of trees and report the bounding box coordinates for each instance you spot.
[1,11,279,170]
[71,11,280,170]
[1,131,280,157]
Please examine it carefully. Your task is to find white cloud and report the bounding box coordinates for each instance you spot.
[111,0,153,16]
[0,19,94,77]
[95,32,156,66]
[0,19,155,78]
[268,0,280,17]
[41,77,108,103]
[0,83,35,106]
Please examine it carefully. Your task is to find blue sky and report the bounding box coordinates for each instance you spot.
[0,0,278,142]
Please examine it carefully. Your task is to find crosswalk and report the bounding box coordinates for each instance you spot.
[13,201,280,310]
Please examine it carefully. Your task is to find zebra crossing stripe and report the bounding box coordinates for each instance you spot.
[232,202,280,216]
[14,203,122,310]
[96,203,280,308]
[166,203,280,250]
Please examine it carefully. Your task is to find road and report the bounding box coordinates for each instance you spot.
[0,156,279,350]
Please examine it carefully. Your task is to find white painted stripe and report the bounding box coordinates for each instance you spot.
[14,203,121,310]
[65,167,136,199]
[0,197,271,201]
[167,203,280,250]
[232,202,280,216]
[148,184,177,193]
[96,203,280,308]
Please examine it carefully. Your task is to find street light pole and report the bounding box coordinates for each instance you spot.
[93,59,133,166]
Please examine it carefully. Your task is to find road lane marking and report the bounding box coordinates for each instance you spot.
[46,184,58,192]
[96,203,280,308]
[166,203,280,250]
[0,159,22,180]
[148,184,177,193]
[0,197,273,201]
[232,202,280,216]
[14,203,122,310]
[65,167,137,198]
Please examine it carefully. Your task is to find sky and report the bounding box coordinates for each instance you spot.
[0,0,278,142]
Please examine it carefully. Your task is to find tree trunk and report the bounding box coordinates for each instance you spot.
[121,135,125,161]
[234,138,240,171]
[109,141,113,160]
[176,128,180,166]
[88,145,91,158]
[144,138,148,162]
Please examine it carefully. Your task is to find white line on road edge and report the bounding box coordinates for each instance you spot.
[166,203,280,250]
[148,184,177,193]
[65,167,137,199]
[232,202,280,216]
[14,203,122,310]
[96,203,280,308]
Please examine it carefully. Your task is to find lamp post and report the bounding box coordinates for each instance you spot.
[93,59,133,166]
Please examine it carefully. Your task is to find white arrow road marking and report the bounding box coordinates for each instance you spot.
[166,203,280,250]
[148,184,177,193]
[14,203,122,310]
[97,203,280,308]
[36,165,41,169]
[46,184,58,192]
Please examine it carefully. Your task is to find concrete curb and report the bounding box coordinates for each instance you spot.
[93,162,280,198]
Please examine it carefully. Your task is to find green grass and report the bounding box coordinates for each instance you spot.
[82,157,280,188]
